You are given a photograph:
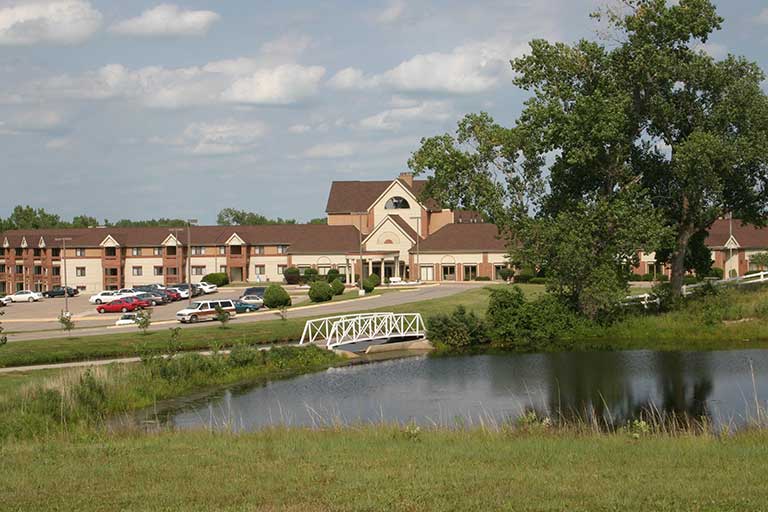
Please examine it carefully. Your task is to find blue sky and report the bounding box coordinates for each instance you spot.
[1,0,766,224]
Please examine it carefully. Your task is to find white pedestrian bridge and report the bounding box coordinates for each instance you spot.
[299,312,426,351]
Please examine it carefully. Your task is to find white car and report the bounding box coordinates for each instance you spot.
[89,291,118,305]
[176,299,236,323]
[0,296,12,307]
[115,288,142,297]
[166,287,190,299]
[4,290,44,303]
[115,312,139,326]
[240,294,264,306]
[199,282,218,294]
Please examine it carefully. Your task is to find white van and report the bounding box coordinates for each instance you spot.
[175,299,237,323]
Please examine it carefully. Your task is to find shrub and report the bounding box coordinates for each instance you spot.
[201,272,228,287]
[308,281,334,303]
[326,269,340,283]
[362,278,375,293]
[214,304,231,328]
[263,285,291,309]
[135,309,152,335]
[0,310,6,346]
[58,312,75,333]
[368,273,381,287]
[474,276,491,281]
[330,278,345,296]
[682,275,700,285]
[708,267,724,280]
[227,342,264,368]
[426,305,487,348]
[498,267,514,281]
[486,287,579,351]
[283,267,300,285]
[529,277,547,285]
[514,272,533,283]
[303,267,319,283]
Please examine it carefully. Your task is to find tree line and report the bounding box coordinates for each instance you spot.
[410,0,768,312]
[0,205,326,232]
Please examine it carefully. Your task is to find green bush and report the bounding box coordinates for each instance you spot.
[708,267,724,279]
[426,305,487,348]
[486,287,579,351]
[529,277,547,285]
[330,278,345,296]
[227,342,264,368]
[368,273,381,287]
[263,284,291,309]
[362,278,375,293]
[283,267,300,284]
[308,281,334,303]
[326,269,340,283]
[682,275,700,285]
[474,276,491,281]
[498,267,514,281]
[303,267,319,283]
[514,272,533,283]
[201,272,228,286]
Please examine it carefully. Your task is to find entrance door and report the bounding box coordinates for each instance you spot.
[420,265,434,281]
[231,267,243,282]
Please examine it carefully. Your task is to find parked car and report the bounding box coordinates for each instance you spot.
[42,286,79,298]
[115,288,142,297]
[0,296,11,307]
[122,296,151,309]
[175,284,203,297]
[233,299,261,313]
[89,291,118,305]
[175,299,237,323]
[199,282,218,294]
[240,294,264,307]
[158,289,181,301]
[4,290,44,303]
[135,292,167,307]
[166,287,189,299]
[115,312,139,326]
[96,299,139,314]
[241,287,266,299]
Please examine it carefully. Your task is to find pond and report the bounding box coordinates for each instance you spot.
[162,349,768,431]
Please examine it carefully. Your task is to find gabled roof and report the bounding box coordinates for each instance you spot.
[706,218,768,249]
[415,223,507,253]
[364,215,417,246]
[325,178,441,213]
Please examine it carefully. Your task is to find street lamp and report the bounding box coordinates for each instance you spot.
[351,211,367,296]
[54,237,73,316]
[186,219,197,305]
[410,216,421,282]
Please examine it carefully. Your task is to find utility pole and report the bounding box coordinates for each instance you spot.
[352,211,366,296]
[54,237,73,316]
[411,215,421,282]
[186,219,197,305]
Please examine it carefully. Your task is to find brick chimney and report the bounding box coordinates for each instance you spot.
[398,172,414,187]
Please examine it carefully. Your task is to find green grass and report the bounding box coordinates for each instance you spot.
[2,428,767,511]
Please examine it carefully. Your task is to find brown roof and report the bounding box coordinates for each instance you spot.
[325,178,440,213]
[454,209,484,224]
[706,218,768,249]
[415,223,508,253]
[387,215,419,241]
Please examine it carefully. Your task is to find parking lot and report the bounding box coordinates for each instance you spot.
[1,286,309,333]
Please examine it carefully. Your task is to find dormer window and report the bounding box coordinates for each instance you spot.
[385,196,410,209]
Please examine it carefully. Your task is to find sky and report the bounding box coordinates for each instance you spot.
[1,0,767,224]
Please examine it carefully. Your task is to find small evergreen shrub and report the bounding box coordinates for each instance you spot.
[263,285,291,309]
[426,305,487,348]
[368,273,381,287]
[201,272,229,286]
[308,281,333,303]
[326,269,340,283]
[498,267,513,281]
[362,278,375,293]
[474,276,491,281]
[283,267,300,284]
[708,267,724,279]
[330,278,345,296]
[514,273,533,283]
[303,267,319,283]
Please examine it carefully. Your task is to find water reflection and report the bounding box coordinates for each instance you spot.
[163,349,768,432]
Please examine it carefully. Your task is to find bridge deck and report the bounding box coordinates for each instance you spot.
[300,312,425,351]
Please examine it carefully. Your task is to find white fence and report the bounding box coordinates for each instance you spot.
[622,270,768,306]
[300,312,425,350]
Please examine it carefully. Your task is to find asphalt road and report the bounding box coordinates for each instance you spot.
[3,283,478,342]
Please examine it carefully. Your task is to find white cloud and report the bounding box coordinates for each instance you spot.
[222,64,326,105]
[259,34,312,61]
[376,0,405,24]
[177,119,268,156]
[328,39,523,94]
[757,8,768,24]
[303,142,356,159]
[288,124,311,134]
[110,4,220,37]
[359,100,453,130]
[0,108,64,134]
[0,0,101,46]
[45,137,71,150]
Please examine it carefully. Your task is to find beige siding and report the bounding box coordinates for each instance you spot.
[371,181,422,234]
[64,258,102,292]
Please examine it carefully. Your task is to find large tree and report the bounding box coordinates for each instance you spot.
[216,208,297,226]
[410,0,768,299]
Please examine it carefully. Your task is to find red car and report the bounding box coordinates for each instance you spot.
[122,296,151,309]
[96,299,140,314]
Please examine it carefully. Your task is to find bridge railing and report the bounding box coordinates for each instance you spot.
[300,312,425,349]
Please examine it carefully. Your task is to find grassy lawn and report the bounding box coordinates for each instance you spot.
[2,428,766,511]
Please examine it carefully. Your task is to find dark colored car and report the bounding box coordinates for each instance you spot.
[43,286,79,298]
[96,299,139,314]
[176,283,204,297]
[135,292,167,307]
[241,287,266,299]
[233,300,261,313]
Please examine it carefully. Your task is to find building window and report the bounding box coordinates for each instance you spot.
[219,265,227,273]
[254,265,265,275]
[132,248,141,256]
[14,248,23,257]
[192,266,206,276]
[132,266,143,277]
[230,245,242,255]
[420,265,434,281]
[15,265,23,274]
[153,248,162,256]
[166,246,177,256]
[192,246,204,256]
[104,268,118,277]
[277,245,288,254]
[76,267,86,277]
[441,265,456,281]
[463,265,478,281]
[51,248,61,257]
[75,248,85,257]
[167,267,178,276]
[253,246,264,255]
[277,264,287,275]
[153,266,163,276]
[33,266,42,275]
[385,196,410,209]
[318,265,331,275]
[218,246,226,255]
[104,247,117,257]
[0,264,5,273]
[33,248,42,257]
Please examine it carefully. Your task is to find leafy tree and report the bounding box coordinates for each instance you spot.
[0,310,7,346]
[308,217,327,224]
[70,215,100,228]
[58,311,75,334]
[135,310,152,335]
[217,208,297,226]
[109,218,188,228]
[750,252,768,272]
[214,305,230,328]
[6,205,65,229]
